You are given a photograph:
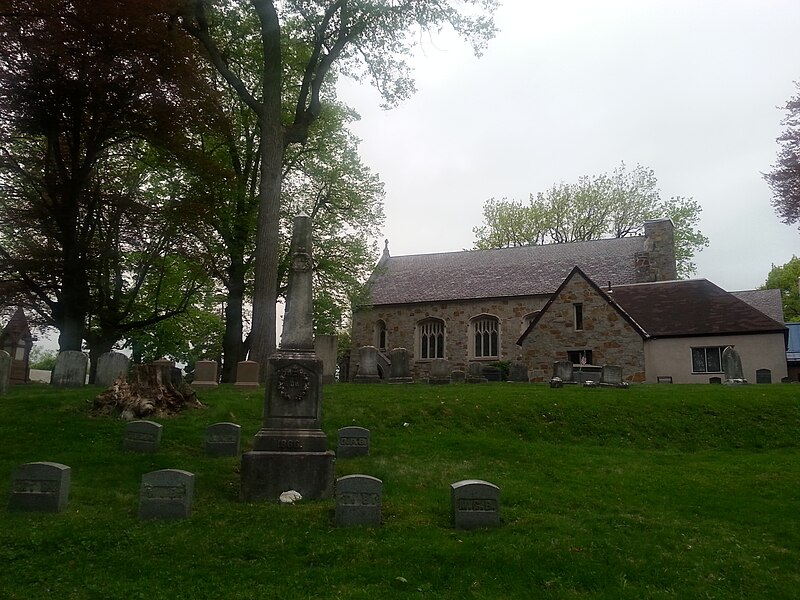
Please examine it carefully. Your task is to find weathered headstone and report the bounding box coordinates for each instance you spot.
[755,368,772,384]
[354,345,380,383]
[8,462,71,512]
[335,474,382,527]
[205,422,241,457]
[722,346,744,381]
[657,376,673,384]
[552,360,573,382]
[709,376,722,384]
[508,362,528,382]
[234,361,260,389]
[95,351,130,388]
[467,362,487,383]
[240,214,335,502]
[429,358,451,385]
[51,351,88,387]
[451,369,466,383]
[337,426,370,458]
[0,350,10,396]
[138,469,195,520]
[314,334,338,385]
[450,479,500,530]
[122,420,162,453]
[600,365,623,386]
[388,347,413,384]
[482,365,502,381]
[192,360,219,389]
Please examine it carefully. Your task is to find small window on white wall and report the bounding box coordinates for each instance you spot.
[472,315,499,358]
[418,318,445,359]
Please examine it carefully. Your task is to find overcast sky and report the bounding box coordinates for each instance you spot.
[337,0,800,292]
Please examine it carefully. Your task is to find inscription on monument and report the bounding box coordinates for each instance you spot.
[339,492,381,506]
[142,484,187,500]
[13,479,58,494]
[457,498,498,512]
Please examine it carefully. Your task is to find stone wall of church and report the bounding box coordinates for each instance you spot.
[350,294,550,380]
[518,275,646,382]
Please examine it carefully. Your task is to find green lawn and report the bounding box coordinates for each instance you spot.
[1,382,799,599]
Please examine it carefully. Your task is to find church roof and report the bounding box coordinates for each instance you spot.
[365,236,648,306]
[609,279,786,338]
[730,289,785,324]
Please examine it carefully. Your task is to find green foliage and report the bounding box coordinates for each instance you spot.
[27,347,57,370]
[1,382,800,599]
[760,255,800,321]
[473,163,709,277]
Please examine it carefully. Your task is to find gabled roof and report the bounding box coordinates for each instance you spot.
[609,279,786,338]
[365,236,647,306]
[731,289,785,324]
[516,266,648,346]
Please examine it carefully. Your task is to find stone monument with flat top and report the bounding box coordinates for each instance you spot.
[240,214,335,502]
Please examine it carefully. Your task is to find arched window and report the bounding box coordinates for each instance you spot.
[374,320,387,351]
[471,315,499,359]
[418,318,445,359]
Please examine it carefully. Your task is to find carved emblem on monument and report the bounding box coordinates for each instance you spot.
[292,251,312,273]
[277,365,310,402]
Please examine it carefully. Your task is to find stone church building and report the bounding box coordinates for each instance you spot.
[350,219,787,383]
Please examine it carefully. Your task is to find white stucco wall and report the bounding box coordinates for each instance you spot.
[644,333,787,384]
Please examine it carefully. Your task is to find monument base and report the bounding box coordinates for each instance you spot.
[240,450,335,502]
[252,427,329,452]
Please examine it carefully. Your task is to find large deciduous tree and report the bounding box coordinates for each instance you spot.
[179,0,498,369]
[473,163,709,278]
[765,82,800,227]
[0,0,217,357]
[760,256,800,322]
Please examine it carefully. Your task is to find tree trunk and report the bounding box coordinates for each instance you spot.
[92,363,203,419]
[221,261,246,383]
[247,0,283,379]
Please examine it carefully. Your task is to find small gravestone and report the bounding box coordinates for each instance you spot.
[552,360,573,382]
[428,359,451,384]
[192,360,219,389]
[205,422,241,457]
[482,365,502,381]
[0,350,10,395]
[234,360,260,389]
[335,474,382,527]
[450,479,500,530]
[467,362,486,383]
[601,365,623,386]
[388,347,413,384]
[8,462,70,512]
[508,362,528,382]
[657,376,673,384]
[138,469,194,520]
[755,369,772,384]
[95,351,130,388]
[722,346,744,381]
[451,369,466,383]
[354,346,380,383]
[123,420,162,453]
[337,426,370,458]
[51,351,88,387]
[709,376,722,384]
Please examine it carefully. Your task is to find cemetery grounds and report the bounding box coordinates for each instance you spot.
[1,382,799,599]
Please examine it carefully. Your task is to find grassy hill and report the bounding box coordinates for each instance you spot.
[2,382,799,599]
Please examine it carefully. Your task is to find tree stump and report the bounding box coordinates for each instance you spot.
[92,364,205,419]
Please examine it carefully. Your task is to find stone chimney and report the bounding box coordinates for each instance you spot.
[635,218,677,282]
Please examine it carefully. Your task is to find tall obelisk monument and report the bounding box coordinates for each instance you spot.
[240,214,335,501]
